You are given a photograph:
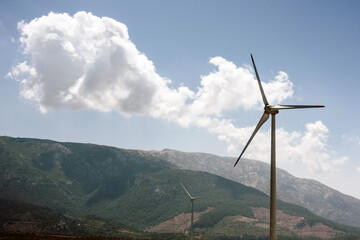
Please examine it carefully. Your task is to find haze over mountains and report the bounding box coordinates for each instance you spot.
[1,136,359,239]
[148,149,360,228]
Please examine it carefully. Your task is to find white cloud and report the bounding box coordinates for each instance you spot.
[298,121,348,173]
[11,11,181,114]
[200,118,347,173]
[8,11,293,117]
[357,167,360,173]
[342,131,360,146]
[8,11,346,174]
[189,57,293,116]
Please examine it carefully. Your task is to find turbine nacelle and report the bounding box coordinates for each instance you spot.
[180,182,203,201]
[264,105,279,115]
[190,196,203,201]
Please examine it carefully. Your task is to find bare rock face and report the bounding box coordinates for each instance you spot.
[147,149,360,228]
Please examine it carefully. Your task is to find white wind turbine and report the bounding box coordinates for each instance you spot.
[180,182,203,230]
[233,54,324,240]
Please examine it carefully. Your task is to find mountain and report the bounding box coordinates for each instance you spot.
[1,136,359,239]
[0,197,141,238]
[146,149,360,228]
[0,136,171,215]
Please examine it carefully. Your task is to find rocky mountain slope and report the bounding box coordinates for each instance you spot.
[147,149,360,228]
[1,136,359,239]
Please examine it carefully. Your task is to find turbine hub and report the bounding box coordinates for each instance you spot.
[265,105,279,115]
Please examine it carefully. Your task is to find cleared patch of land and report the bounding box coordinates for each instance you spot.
[248,207,344,239]
[146,207,213,233]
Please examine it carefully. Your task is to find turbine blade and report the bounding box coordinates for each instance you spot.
[271,105,325,110]
[251,54,269,106]
[234,112,269,167]
[180,182,192,198]
[192,196,204,200]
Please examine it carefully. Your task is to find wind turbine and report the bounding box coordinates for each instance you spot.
[233,54,324,240]
[180,182,203,230]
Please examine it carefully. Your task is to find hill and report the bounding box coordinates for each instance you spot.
[147,149,360,228]
[0,197,143,238]
[1,136,359,239]
[0,136,171,215]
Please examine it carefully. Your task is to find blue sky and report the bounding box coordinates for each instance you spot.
[1,0,360,199]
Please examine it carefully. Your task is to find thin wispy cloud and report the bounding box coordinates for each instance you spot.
[8,11,347,173]
[342,131,360,147]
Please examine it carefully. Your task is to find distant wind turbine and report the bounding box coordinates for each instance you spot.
[233,54,324,240]
[180,182,203,230]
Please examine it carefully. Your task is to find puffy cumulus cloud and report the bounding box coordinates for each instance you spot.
[229,120,348,173]
[10,11,190,115]
[190,58,293,116]
[9,11,345,173]
[263,71,293,105]
[173,114,346,173]
[8,11,292,120]
[297,121,348,173]
[190,57,259,115]
[7,61,38,100]
[166,58,293,127]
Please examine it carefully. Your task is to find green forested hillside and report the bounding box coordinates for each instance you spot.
[0,197,139,238]
[0,136,171,215]
[1,136,359,239]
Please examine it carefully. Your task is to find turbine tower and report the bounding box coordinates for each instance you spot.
[180,182,202,230]
[233,54,324,240]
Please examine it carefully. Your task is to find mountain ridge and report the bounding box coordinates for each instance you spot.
[1,136,360,239]
[146,148,360,228]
